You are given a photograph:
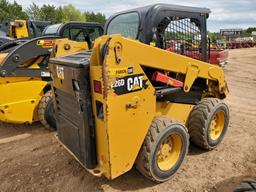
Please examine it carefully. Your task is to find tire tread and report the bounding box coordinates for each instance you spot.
[188,98,228,150]
[135,117,188,182]
[38,90,55,130]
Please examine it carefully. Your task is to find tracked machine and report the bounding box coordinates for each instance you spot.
[0,22,103,129]
[49,4,230,182]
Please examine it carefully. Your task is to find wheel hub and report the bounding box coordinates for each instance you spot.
[157,134,182,171]
[210,111,225,141]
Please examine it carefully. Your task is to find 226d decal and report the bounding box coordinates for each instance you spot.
[112,74,148,95]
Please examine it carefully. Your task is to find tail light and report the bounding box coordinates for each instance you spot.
[94,80,102,94]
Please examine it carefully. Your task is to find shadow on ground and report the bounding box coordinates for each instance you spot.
[188,144,207,156]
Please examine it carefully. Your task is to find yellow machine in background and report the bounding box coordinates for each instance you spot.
[2,19,52,39]
[0,21,103,129]
[7,20,29,38]
[49,4,230,183]
[0,19,52,47]
[0,37,88,128]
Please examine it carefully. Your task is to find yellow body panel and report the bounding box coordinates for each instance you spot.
[53,39,88,57]
[156,102,194,125]
[0,80,47,123]
[106,89,155,178]
[90,66,111,178]
[90,64,156,179]
[87,35,229,179]
[8,20,29,38]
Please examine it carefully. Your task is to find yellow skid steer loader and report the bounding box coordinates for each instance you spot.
[0,22,103,129]
[49,4,230,182]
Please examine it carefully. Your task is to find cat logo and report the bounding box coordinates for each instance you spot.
[127,75,143,91]
[112,74,148,95]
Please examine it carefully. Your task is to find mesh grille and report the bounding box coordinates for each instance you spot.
[157,17,202,61]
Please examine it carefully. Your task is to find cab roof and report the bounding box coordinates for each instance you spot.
[108,3,211,18]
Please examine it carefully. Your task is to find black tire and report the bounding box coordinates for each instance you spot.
[234,179,256,192]
[135,117,189,183]
[38,90,56,130]
[188,98,229,150]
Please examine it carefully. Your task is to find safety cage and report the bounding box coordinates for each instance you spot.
[157,17,203,62]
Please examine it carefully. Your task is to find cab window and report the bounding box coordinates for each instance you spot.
[62,27,103,49]
[43,24,62,35]
[106,12,139,39]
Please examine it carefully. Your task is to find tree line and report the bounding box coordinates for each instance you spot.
[0,0,106,23]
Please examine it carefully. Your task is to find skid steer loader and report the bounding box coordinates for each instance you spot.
[49,4,230,182]
[0,22,103,129]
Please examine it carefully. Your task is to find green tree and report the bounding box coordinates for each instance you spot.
[40,4,57,21]
[0,0,27,22]
[246,27,256,34]
[2,1,106,24]
[84,11,106,23]
[61,4,85,22]
[26,3,63,22]
[25,3,41,20]
[55,7,64,23]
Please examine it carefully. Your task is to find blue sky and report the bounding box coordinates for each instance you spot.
[16,0,256,32]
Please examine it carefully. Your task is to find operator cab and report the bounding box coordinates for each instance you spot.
[105,4,211,104]
[105,3,210,62]
[43,22,104,49]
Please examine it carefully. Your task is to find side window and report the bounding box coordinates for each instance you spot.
[88,27,102,42]
[70,28,85,41]
[157,17,202,61]
[107,12,139,39]
[43,23,62,36]
[62,28,85,41]
[60,26,103,49]
[62,28,70,39]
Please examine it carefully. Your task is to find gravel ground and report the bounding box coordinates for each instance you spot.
[0,48,255,192]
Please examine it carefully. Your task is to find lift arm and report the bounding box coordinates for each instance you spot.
[0,36,58,77]
[91,35,228,98]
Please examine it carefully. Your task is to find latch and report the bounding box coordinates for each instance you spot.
[114,43,122,64]
[126,96,140,109]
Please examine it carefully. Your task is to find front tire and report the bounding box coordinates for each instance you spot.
[135,117,189,183]
[38,90,56,130]
[188,98,229,150]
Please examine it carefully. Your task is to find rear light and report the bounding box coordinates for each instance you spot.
[94,80,102,94]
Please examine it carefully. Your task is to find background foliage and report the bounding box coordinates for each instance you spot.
[0,0,106,23]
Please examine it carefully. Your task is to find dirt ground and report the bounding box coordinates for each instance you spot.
[0,48,256,192]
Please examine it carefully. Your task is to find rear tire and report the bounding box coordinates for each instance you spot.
[188,98,229,150]
[135,117,189,183]
[38,90,56,131]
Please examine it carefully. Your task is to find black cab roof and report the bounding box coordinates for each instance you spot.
[109,3,211,16]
